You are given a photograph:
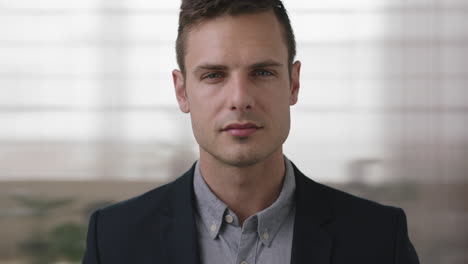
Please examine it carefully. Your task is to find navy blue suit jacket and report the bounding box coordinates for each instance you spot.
[83,162,419,263]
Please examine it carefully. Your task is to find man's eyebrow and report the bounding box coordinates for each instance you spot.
[193,64,227,75]
[193,60,284,75]
[249,60,284,69]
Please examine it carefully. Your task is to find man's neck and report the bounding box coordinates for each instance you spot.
[198,149,286,225]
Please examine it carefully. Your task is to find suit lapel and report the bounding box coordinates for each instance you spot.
[290,163,334,264]
[161,164,201,264]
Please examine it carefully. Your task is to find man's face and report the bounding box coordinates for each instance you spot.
[173,10,301,167]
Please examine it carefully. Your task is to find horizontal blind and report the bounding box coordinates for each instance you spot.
[0,0,466,184]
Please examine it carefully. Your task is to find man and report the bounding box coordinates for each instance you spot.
[83,0,419,263]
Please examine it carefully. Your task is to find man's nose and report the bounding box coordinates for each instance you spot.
[228,75,255,111]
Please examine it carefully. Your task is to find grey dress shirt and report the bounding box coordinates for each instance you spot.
[193,156,296,264]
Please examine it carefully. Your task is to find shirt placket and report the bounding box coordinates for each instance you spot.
[235,231,257,264]
[235,217,259,264]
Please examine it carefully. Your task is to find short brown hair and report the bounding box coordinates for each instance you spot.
[175,0,296,75]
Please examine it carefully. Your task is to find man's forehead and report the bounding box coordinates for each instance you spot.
[184,11,288,72]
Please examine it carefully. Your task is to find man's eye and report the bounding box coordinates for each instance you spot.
[253,70,273,77]
[202,72,224,80]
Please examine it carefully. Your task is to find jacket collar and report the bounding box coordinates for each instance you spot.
[162,162,201,264]
[290,161,334,264]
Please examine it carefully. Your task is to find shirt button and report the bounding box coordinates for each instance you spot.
[262,232,270,240]
[240,261,248,264]
[210,224,217,232]
[224,214,234,223]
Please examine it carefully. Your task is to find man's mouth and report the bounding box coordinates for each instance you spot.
[222,122,262,137]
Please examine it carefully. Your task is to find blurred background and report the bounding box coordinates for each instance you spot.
[0,0,467,263]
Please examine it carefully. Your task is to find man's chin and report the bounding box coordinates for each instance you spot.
[224,157,260,168]
[213,151,267,168]
[200,143,281,168]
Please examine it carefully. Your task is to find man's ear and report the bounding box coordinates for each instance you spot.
[289,61,301,106]
[172,69,190,113]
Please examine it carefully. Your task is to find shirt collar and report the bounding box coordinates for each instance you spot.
[193,156,296,246]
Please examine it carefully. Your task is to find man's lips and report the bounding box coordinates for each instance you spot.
[222,123,262,137]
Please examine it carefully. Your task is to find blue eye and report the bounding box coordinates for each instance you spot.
[253,70,273,77]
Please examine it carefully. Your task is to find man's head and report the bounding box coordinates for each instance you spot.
[176,0,296,76]
[172,0,301,168]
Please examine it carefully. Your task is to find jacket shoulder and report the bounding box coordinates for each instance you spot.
[93,168,193,227]
[313,180,419,262]
[83,167,196,263]
[317,180,401,218]
[292,161,402,221]
[100,180,172,217]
